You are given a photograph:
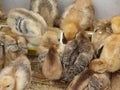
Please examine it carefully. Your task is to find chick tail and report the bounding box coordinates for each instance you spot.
[47,46,58,65]
[67,68,94,90]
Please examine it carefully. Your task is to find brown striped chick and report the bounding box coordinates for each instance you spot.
[67,69,110,90]
[37,28,65,61]
[31,0,58,27]
[111,71,120,90]
[47,27,66,54]
[111,16,120,34]
[7,8,47,47]
[0,27,28,67]
[0,55,31,90]
[37,30,59,56]
[60,0,95,41]
[1,27,28,55]
[42,46,62,80]
[92,20,112,57]
[0,32,18,67]
[89,34,120,73]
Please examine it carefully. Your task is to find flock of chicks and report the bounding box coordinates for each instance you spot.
[0,0,120,90]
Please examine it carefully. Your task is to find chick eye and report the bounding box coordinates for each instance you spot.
[6,85,10,88]
[58,39,60,41]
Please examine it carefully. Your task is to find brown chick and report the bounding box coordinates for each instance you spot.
[92,20,112,57]
[37,30,59,58]
[42,46,62,80]
[111,16,120,34]
[60,0,95,41]
[0,31,17,67]
[37,28,65,61]
[0,27,28,67]
[67,69,110,90]
[111,71,120,90]
[89,34,120,73]
[31,0,58,26]
[0,55,31,90]
[1,27,28,54]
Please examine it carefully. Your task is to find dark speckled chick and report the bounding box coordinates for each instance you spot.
[61,30,94,83]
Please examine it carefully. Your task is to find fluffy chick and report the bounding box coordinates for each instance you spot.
[61,30,94,82]
[92,20,112,57]
[1,27,28,54]
[89,34,120,73]
[0,55,31,90]
[7,8,47,47]
[37,27,65,59]
[60,0,95,41]
[67,69,110,90]
[111,16,120,34]
[0,27,28,68]
[42,46,62,80]
[31,0,58,26]
[37,30,59,57]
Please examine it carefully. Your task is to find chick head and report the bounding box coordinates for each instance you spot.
[64,24,78,41]
[0,76,15,90]
[89,59,107,73]
[41,31,59,48]
[111,16,120,34]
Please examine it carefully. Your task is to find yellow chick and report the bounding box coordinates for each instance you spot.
[89,34,120,73]
[92,20,112,57]
[31,0,58,26]
[67,69,110,90]
[42,46,62,80]
[7,8,47,47]
[0,55,31,90]
[60,0,95,41]
[111,16,120,34]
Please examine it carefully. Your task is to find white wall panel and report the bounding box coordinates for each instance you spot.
[0,0,120,19]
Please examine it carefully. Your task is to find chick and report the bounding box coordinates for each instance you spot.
[111,16,120,34]
[1,27,28,54]
[0,55,31,90]
[61,30,94,83]
[0,31,18,67]
[42,46,62,80]
[92,20,112,57]
[90,34,120,73]
[37,27,65,60]
[60,0,95,41]
[67,69,110,90]
[111,71,120,90]
[0,27,28,67]
[31,0,58,26]
[7,8,47,47]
